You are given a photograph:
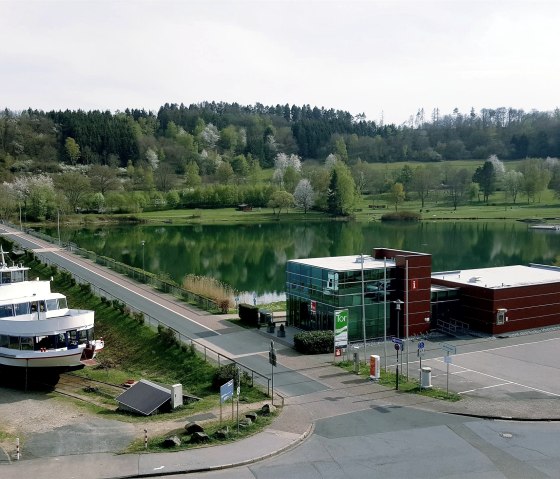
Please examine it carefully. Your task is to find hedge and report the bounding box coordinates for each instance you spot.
[293,330,334,354]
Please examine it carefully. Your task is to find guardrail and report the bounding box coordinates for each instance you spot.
[1,228,280,402]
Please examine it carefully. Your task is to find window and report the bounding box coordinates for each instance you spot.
[20,337,33,350]
[46,299,58,311]
[14,302,30,315]
[8,336,20,349]
[58,298,68,309]
[0,335,8,348]
[0,304,14,318]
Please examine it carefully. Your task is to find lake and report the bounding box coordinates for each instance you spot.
[43,221,560,303]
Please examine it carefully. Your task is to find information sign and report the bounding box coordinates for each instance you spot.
[334,309,349,348]
[441,343,456,355]
[220,379,234,403]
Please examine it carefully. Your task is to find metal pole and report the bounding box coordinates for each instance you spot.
[383,257,387,371]
[396,349,399,390]
[405,259,409,380]
[361,253,367,363]
[57,209,61,246]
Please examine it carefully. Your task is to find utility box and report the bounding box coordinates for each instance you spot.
[421,367,432,389]
[259,309,272,324]
[369,355,380,380]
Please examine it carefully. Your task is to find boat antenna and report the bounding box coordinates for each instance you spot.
[0,246,5,267]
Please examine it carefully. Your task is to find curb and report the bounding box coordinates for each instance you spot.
[115,422,315,478]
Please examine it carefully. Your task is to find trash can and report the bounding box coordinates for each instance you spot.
[353,347,360,373]
[259,310,272,325]
[421,367,432,389]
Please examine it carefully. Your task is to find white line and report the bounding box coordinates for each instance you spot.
[431,358,560,397]
[55,252,219,334]
[459,382,512,394]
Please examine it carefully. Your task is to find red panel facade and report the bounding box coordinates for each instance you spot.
[373,248,432,337]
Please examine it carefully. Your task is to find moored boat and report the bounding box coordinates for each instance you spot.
[0,247,104,370]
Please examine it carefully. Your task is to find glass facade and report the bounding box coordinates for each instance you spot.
[286,259,396,341]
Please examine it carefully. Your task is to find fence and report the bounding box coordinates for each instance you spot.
[2,228,281,403]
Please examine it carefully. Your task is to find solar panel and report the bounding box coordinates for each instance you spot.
[116,379,171,416]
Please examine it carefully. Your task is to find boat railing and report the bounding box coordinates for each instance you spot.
[2,226,276,399]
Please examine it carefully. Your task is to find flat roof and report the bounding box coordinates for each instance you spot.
[432,265,560,289]
[289,255,396,272]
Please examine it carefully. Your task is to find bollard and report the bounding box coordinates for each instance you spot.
[144,429,148,449]
[16,437,20,460]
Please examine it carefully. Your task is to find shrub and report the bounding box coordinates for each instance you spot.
[211,363,251,391]
[157,324,179,347]
[381,211,421,222]
[293,330,334,354]
[79,282,92,294]
[238,303,259,326]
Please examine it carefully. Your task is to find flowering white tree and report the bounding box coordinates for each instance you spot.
[274,153,301,172]
[145,148,159,170]
[325,153,338,170]
[293,179,315,213]
[488,154,505,177]
[200,123,220,149]
[5,174,57,220]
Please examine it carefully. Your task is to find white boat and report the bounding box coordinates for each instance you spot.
[0,247,104,369]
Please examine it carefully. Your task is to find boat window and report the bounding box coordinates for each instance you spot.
[0,335,8,348]
[55,333,67,349]
[14,302,30,315]
[46,299,58,311]
[11,270,25,283]
[31,302,38,313]
[68,330,78,349]
[8,336,20,349]
[0,304,14,318]
[39,301,46,313]
[77,330,88,345]
[35,336,54,350]
[58,298,68,309]
[1,272,10,284]
[20,337,33,350]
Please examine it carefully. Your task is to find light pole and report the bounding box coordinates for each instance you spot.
[361,253,367,363]
[394,299,403,387]
[394,299,403,338]
[141,240,145,279]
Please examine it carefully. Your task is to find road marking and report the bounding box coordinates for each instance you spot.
[429,358,560,397]
[55,252,219,334]
[459,382,512,394]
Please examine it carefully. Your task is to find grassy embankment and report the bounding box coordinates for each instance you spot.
[24,257,270,420]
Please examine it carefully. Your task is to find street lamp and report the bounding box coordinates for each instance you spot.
[141,240,145,276]
[394,299,403,338]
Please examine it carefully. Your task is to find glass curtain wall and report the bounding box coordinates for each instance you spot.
[286,262,395,341]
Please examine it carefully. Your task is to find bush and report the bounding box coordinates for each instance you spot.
[157,324,180,347]
[238,303,259,326]
[211,363,251,391]
[293,330,334,354]
[381,211,421,222]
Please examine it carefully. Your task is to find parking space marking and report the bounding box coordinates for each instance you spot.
[459,382,513,394]
[428,358,560,397]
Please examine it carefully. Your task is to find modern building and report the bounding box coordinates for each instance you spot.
[432,264,560,335]
[286,248,560,340]
[286,248,432,341]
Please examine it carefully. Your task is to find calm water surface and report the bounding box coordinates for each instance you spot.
[46,221,560,302]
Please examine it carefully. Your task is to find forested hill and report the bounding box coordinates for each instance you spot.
[1,102,559,176]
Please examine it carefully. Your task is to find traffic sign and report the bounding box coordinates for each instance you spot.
[394,343,400,351]
[441,343,456,355]
[392,338,403,345]
[269,340,277,366]
[418,341,425,350]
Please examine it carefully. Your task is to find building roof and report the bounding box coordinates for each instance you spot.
[289,255,396,272]
[432,264,560,289]
[115,379,171,416]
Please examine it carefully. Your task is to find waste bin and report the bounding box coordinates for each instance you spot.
[353,346,360,373]
[421,367,432,389]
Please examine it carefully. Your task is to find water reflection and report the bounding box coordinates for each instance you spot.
[43,221,560,302]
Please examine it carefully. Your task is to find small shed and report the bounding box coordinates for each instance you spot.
[116,379,183,416]
[237,204,252,212]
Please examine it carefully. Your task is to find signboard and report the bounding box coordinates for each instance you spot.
[334,309,349,348]
[444,355,453,364]
[220,379,234,403]
[441,343,457,355]
[269,341,277,366]
[392,338,403,345]
[411,279,417,290]
[418,341,425,350]
[311,300,317,313]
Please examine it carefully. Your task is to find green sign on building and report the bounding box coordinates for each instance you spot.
[334,309,349,348]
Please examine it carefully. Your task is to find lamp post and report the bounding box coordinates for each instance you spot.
[361,253,367,363]
[141,240,145,279]
[394,299,403,338]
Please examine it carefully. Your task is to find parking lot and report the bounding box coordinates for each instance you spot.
[409,330,560,400]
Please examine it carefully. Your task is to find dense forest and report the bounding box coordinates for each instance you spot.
[0,102,559,221]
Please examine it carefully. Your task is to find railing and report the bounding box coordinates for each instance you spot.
[1,228,278,401]
[436,318,470,335]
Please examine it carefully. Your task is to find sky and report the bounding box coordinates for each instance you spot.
[1,0,559,125]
